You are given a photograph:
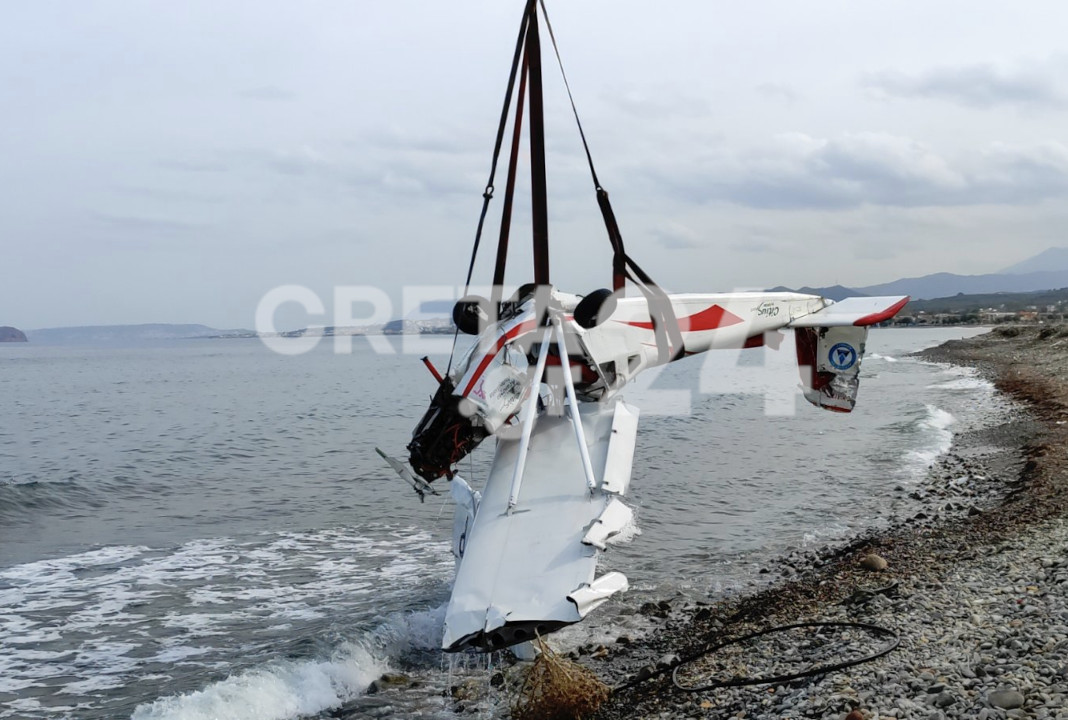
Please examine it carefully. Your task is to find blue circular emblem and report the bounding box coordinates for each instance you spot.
[828,342,857,371]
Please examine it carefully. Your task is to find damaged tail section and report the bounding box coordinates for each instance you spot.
[794,325,867,412]
[788,295,908,413]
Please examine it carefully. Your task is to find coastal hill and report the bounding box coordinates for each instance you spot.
[0,326,28,342]
[774,246,1068,301]
[767,285,862,302]
[1001,247,1068,275]
[854,268,1068,300]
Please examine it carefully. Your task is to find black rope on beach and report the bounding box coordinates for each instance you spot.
[613,621,900,694]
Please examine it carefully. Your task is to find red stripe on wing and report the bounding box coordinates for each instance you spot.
[853,296,910,326]
[623,304,744,332]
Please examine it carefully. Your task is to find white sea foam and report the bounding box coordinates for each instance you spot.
[132,604,448,720]
[130,642,387,720]
[905,404,956,474]
[928,376,995,391]
[868,352,898,363]
[801,523,851,547]
[0,525,453,720]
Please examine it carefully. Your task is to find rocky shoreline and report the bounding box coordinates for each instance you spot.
[337,326,1068,720]
[587,325,1068,719]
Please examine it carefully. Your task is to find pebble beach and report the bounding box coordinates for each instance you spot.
[589,325,1068,719]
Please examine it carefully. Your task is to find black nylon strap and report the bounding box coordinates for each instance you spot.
[491,49,529,305]
[526,8,550,285]
[540,0,683,360]
[449,0,535,375]
[459,0,536,295]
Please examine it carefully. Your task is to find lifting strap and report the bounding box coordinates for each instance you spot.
[526,9,550,286]
[459,0,534,298]
[458,0,684,365]
[538,0,683,361]
[490,48,528,307]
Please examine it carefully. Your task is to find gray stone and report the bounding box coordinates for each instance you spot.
[933,691,957,708]
[861,553,889,571]
[989,689,1025,709]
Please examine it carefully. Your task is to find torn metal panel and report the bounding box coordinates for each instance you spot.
[568,571,629,618]
[582,497,634,550]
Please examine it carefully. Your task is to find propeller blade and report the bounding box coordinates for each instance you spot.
[374,447,440,501]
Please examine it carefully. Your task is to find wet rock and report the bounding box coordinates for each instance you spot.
[632,665,656,683]
[450,678,482,701]
[656,653,679,668]
[860,553,889,571]
[366,673,411,694]
[640,601,669,618]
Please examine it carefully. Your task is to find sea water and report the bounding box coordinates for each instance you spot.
[0,327,1006,718]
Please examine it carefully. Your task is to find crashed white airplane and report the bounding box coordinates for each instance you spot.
[379,0,908,653]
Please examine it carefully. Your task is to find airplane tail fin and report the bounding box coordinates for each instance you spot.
[794,326,867,413]
[788,295,907,413]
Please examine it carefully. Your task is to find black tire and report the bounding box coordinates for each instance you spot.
[574,288,617,329]
[453,295,491,335]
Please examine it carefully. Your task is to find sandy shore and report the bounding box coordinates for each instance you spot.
[588,326,1068,720]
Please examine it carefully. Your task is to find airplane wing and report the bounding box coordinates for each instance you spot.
[442,398,638,652]
[788,296,909,328]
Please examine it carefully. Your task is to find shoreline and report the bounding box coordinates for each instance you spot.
[589,326,1068,719]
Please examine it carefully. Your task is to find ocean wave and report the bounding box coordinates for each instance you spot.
[928,376,995,391]
[926,365,994,392]
[131,603,448,720]
[130,641,387,720]
[904,404,956,475]
[0,528,453,720]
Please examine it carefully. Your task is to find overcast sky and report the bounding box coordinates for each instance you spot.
[4,0,1068,330]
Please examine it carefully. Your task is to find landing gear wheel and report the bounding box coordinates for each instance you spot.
[574,289,617,329]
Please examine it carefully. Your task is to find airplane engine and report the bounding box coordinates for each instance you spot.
[794,325,868,413]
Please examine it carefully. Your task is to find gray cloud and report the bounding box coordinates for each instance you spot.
[651,223,702,249]
[755,82,798,104]
[656,133,1068,210]
[91,212,206,239]
[7,0,1068,329]
[865,64,1064,108]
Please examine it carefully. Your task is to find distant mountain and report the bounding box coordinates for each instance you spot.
[768,285,866,301]
[1001,247,1068,275]
[26,323,252,344]
[854,270,1068,300]
[906,287,1068,314]
[0,326,27,342]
